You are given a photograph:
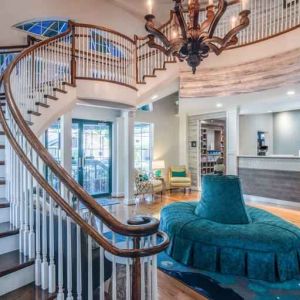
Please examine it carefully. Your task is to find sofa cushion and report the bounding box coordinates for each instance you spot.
[195,175,250,225]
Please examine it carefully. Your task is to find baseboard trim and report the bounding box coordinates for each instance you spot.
[110,193,125,198]
[244,194,300,209]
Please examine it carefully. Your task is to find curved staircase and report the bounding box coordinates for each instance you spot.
[0,0,299,298]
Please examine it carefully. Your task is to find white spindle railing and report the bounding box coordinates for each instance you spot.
[1,4,299,295]
[74,24,136,90]
[0,24,169,297]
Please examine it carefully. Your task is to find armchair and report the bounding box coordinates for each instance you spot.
[168,165,192,193]
[134,170,164,201]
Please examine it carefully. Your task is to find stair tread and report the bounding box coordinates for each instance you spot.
[0,198,9,208]
[0,250,34,277]
[1,283,56,300]
[0,222,18,238]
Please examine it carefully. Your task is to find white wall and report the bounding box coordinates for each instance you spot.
[72,104,121,122]
[0,0,144,46]
[273,110,300,156]
[239,114,274,155]
[135,93,180,176]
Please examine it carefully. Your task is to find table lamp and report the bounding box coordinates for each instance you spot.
[152,160,165,177]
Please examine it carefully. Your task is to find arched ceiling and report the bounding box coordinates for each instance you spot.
[0,0,145,46]
[180,48,300,98]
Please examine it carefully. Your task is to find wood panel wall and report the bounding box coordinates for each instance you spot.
[239,168,300,203]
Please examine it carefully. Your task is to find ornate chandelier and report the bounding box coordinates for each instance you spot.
[144,0,251,74]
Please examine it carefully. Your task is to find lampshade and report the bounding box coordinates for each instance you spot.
[152,160,165,170]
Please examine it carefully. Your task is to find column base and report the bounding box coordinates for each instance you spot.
[123,198,136,206]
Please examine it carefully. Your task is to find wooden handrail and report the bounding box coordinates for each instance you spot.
[0,86,169,257]
[2,25,169,253]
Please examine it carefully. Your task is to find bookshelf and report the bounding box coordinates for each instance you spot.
[200,122,226,175]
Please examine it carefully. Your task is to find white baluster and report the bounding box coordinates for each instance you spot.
[28,148,35,259]
[77,223,82,300]
[35,154,42,286]
[56,206,64,300]
[48,191,56,294]
[41,185,49,290]
[88,212,93,300]
[66,191,74,300]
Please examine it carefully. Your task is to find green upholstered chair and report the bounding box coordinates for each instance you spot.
[160,175,300,282]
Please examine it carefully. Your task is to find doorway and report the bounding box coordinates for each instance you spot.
[72,119,112,197]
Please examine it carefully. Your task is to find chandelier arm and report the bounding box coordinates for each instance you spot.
[207,0,228,38]
[174,0,188,39]
[200,6,215,32]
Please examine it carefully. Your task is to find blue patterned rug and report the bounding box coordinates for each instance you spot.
[158,251,300,300]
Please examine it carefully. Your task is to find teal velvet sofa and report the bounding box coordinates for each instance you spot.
[160,175,300,282]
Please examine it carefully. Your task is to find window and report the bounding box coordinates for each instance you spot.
[45,119,61,190]
[90,30,124,58]
[134,123,153,173]
[0,52,18,75]
[14,19,69,38]
[137,103,153,112]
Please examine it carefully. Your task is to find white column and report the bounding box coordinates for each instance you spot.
[123,110,136,205]
[179,112,188,165]
[61,111,72,174]
[226,107,240,175]
[111,116,125,198]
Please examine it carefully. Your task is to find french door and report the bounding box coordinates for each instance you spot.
[72,119,112,197]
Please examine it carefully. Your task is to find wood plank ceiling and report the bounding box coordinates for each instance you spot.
[180,48,300,98]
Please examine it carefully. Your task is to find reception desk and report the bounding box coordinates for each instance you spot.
[238,155,300,205]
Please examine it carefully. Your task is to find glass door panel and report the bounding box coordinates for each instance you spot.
[72,120,112,197]
[72,123,80,183]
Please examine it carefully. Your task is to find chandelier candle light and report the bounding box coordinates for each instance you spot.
[144,0,251,74]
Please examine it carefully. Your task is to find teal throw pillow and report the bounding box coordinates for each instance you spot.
[172,171,186,177]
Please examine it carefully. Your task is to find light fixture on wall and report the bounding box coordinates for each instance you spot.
[144,0,251,74]
[287,90,296,96]
[152,160,166,177]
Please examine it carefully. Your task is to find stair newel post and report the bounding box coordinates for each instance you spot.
[132,237,142,300]
[128,216,152,300]
[70,21,77,86]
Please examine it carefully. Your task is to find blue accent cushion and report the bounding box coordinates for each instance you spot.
[160,201,300,282]
[195,175,250,225]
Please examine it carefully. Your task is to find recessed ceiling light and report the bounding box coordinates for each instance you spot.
[216,103,223,108]
[287,90,295,96]
[151,94,158,100]
[268,110,273,113]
